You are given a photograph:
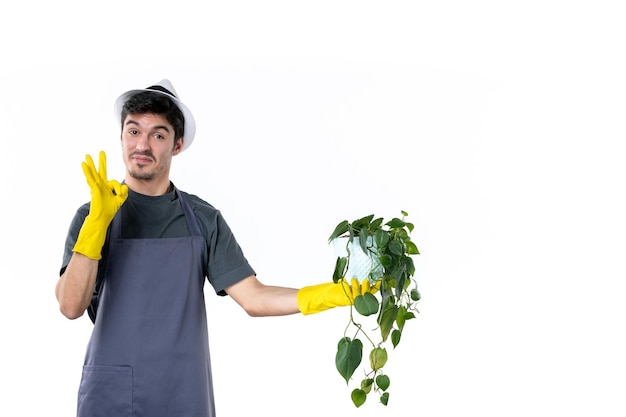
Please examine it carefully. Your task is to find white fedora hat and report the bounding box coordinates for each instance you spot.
[113,79,196,152]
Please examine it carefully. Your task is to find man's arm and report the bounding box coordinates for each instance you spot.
[55,253,98,319]
[225,275,300,317]
[225,275,380,317]
[56,151,128,320]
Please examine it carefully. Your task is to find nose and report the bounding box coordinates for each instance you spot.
[135,133,150,151]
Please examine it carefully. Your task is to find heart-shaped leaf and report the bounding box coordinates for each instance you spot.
[351,389,367,407]
[336,337,363,384]
[360,378,374,394]
[328,220,350,242]
[369,347,388,370]
[354,292,379,316]
[376,374,390,391]
[391,329,401,348]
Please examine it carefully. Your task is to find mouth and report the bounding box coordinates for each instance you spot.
[130,153,154,165]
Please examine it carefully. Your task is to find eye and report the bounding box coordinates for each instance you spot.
[153,133,165,140]
[128,129,139,135]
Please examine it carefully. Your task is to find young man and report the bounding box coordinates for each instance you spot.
[55,79,376,417]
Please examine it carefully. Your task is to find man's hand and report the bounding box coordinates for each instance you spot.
[297,278,380,315]
[73,151,128,260]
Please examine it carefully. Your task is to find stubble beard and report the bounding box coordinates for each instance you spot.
[128,166,156,181]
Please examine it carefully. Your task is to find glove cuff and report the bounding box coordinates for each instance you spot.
[297,286,317,315]
[72,215,109,260]
[297,284,336,315]
[298,281,354,315]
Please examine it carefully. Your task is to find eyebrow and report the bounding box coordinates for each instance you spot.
[124,119,171,133]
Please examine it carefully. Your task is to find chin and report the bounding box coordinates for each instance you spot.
[129,170,155,181]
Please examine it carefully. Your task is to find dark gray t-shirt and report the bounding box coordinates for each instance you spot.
[60,186,255,296]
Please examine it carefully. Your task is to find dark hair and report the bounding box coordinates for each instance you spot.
[120,91,185,141]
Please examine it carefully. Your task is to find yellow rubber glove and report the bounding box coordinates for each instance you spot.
[297,278,380,315]
[73,151,128,260]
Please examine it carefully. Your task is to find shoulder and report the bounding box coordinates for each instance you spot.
[178,190,218,214]
[177,190,225,230]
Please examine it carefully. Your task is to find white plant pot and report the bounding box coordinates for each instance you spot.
[332,236,383,283]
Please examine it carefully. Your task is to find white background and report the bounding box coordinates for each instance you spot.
[1,1,625,416]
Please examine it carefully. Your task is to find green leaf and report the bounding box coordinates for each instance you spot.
[328,220,350,242]
[391,329,401,348]
[388,240,403,256]
[378,304,399,341]
[386,217,406,228]
[380,392,389,406]
[361,378,374,394]
[390,262,405,280]
[395,274,407,300]
[369,347,388,370]
[336,337,363,384]
[374,229,389,248]
[354,292,379,316]
[411,288,421,301]
[396,228,409,241]
[404,311,416,320]
[396,306,407,330]
[379,254,392,268]
[359,231,369,254]
[376,374,390,391]
[388,262,406,299]
[370,217,384,231]
[404,311,415,320]
[351,389,367,407]
[404,256,416,276]
[406,240,419,255]
[332,257,348,283]
[352,214,374,231]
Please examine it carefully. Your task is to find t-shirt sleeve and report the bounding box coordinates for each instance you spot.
[59,203,90,276]
[201,210,256,296]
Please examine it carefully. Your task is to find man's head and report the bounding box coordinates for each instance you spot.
[114,79,196,152]
[113,80,196,194]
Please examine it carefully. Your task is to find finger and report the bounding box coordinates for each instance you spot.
[81,154,98,186]
[371,279,382,294]
[98,150,107,181]
[109,180,129,202]
[118,183,129,200]
[351,278,361,297]
[362,279,371,294]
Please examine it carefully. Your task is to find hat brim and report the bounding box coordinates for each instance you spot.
[113,89,196,152]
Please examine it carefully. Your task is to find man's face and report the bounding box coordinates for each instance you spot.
[121,112,183,182]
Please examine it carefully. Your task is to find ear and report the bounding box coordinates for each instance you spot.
[173,137,184,155]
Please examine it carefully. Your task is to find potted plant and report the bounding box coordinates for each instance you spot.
[328,211,421,407]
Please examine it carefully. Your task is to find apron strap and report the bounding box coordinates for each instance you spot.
[174,187,203,237]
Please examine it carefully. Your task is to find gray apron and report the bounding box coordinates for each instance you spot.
[77,188,215,417]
